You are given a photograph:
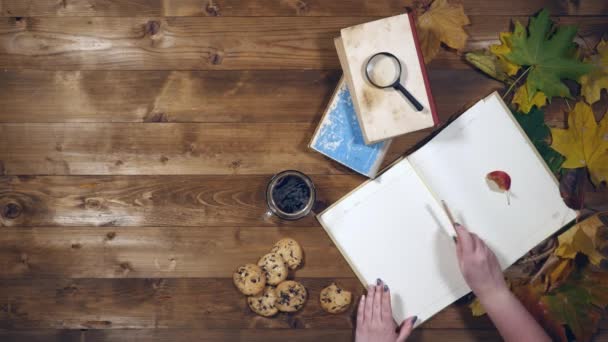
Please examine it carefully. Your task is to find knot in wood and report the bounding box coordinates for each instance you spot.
[205,1,220,16]
[84,198,102,210]
[208,51,224,65]
[296,1,309,15]
[2,202,22,220]
[145,20,161,36]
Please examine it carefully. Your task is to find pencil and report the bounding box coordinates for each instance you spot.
[441,200,458,237]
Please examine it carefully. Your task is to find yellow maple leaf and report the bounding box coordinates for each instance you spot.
[489,32,520,76]
[513,84,547,113]
[416,0,470,64]
[550,102,608,186]
[555,213,608,267]
[469,297,486,316]
[580,39,608,105]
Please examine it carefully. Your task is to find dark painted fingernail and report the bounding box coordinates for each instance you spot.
[376,278,382,285]
[454,223,462,227]
[383,284,389,292]
[411,316,418,325]
[452,236,458,243]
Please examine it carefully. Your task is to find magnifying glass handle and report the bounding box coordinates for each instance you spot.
[394,83,424,112]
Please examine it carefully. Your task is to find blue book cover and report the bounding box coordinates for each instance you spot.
[310,78,390,178]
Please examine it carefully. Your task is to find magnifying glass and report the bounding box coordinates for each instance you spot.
[365,52,424,112]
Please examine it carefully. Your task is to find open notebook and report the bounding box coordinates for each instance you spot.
[317,92,577,324]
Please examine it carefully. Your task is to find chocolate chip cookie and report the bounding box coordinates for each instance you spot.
[248,286,279,317]
[257,252,288,285]
[320,283,352,314]
[275,280,307,312]
[270,238,303,270]
[233,264,266,295]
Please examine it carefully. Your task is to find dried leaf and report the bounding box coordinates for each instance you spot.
[512,84,547,113]
[513,107,565,174]
[555,213,608,268]
[550,101,608,187]
[489,32,521,76]
[505,9,593,100]
[580,39,608,105]
[513,283,569,341]
[559,168,587,210]
[543,267,608,342]
[465,50,511,82]
[486,170,512,204]
[416,0,470,64]
[547,258,574,290]
[469,297,486,316]
[487,170,511,191]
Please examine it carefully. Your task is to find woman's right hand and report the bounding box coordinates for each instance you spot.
[454,224,508,299]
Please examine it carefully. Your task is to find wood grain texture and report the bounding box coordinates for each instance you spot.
[0,226,354,278]
[0,277,358,329]
[0,69,501,123]
[0,175,360,227]
[0,329,522,342]
[0,277,497,330]
[0,276,603,331]
[1,0,606,16]
[0,123,425,175]
[0,329,519,342]
[0,16,604,70]
[0,1,606,341]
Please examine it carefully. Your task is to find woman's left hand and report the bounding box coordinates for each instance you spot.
[355,279,417,342]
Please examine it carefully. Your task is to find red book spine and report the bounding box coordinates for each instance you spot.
[407,11,439,126]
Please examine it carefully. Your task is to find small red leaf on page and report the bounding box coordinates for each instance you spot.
[487,170,512,205]
[487,171,511,191]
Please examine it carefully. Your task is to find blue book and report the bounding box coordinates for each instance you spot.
[310,78,390,178]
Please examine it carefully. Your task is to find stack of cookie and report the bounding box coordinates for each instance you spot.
[233,237,354,317]
[233,238,308,317]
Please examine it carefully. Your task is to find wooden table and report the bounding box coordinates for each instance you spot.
[0,1,607,341]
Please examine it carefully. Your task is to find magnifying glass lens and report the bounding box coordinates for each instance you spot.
[367,54,401,88]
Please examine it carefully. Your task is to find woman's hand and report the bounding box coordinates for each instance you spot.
[454,224,508,299]
[355,279,416,342]
[454,224,552,342]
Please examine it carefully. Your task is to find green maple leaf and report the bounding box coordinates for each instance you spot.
[512,107,565,173]
[506,9,593,100]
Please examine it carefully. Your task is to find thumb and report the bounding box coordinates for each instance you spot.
[396,316,417,342]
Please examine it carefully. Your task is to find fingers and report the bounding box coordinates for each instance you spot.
[364,285,374,323]
[396,316,418,342]
[455,224,473,255]
[470,232,479,251]
[372,279,383,321]
[381,282,392,321]
[356,295,365,327]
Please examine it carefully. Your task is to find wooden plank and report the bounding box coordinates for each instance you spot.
[0,123,424,175]
[1,0,606,17]
[0,276,603,332]
[0,328,514,342]
[0,277,494,330]
[0,329,356,342]
[0,16,604,70]
[0,277,360,329]
[0,69,501,123]
[0,175,361,227]
[0,226,354,278]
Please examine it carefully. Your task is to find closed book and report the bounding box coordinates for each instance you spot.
[310,77,390,178]
[335,13,438,144]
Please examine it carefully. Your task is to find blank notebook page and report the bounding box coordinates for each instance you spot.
[408,93,577,268]
[318,158,470,324]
